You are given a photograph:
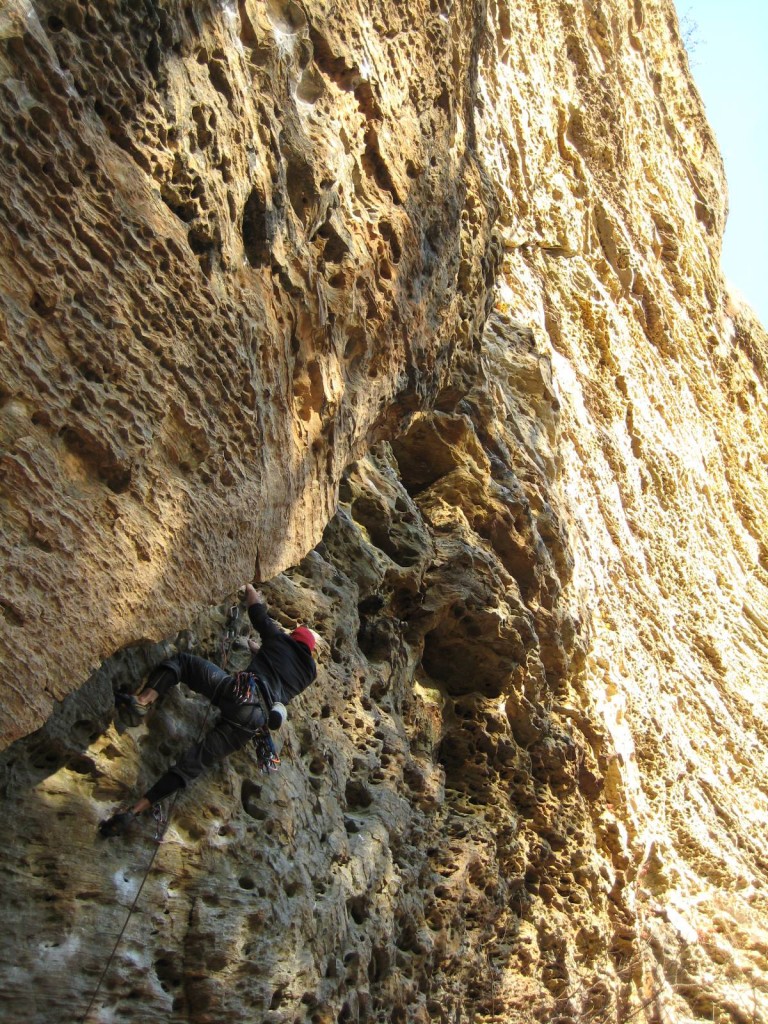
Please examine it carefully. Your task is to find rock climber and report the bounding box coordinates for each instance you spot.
[99,585,319,837]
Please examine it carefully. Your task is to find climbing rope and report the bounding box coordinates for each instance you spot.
[79,796,178,1023]
[79,699,213,1024]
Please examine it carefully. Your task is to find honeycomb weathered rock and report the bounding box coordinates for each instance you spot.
[2,1,768,1022]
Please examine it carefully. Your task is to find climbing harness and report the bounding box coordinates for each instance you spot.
[226,671,284,773]
[231,670,263,705]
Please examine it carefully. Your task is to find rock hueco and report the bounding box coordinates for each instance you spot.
[1,1,768,1021]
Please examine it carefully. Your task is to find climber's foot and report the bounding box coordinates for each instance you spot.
[115,692,151,727]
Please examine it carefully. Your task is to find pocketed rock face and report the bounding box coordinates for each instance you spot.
[0,0,499,741]
[0,387,607,1024]
[3,0,768,1023]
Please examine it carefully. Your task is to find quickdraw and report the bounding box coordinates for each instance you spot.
[219,603,240,669]
[253,729,281,773]
[151,802,168,843]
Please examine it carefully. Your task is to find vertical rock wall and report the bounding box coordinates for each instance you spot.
[2,1,768,1022]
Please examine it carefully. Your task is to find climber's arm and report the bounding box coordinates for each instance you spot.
[244,584,283,640]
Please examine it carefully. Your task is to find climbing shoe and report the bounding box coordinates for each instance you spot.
[98,810,136,838]
[115,692,149,728]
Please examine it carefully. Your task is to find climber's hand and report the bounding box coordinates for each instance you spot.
[243,584,264,607]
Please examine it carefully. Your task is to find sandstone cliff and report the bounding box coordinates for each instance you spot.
[1,0,768,1022]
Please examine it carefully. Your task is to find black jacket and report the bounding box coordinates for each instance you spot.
[247,602,317,705]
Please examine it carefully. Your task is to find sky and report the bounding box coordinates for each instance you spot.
[680,1,768,326]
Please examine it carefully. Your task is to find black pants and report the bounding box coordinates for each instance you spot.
[144,653,265,804]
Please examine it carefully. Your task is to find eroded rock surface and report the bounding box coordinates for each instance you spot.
[2,0,768,1022]
[0,0,499,740]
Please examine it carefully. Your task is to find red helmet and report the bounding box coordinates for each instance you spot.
[290,626,317,653]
